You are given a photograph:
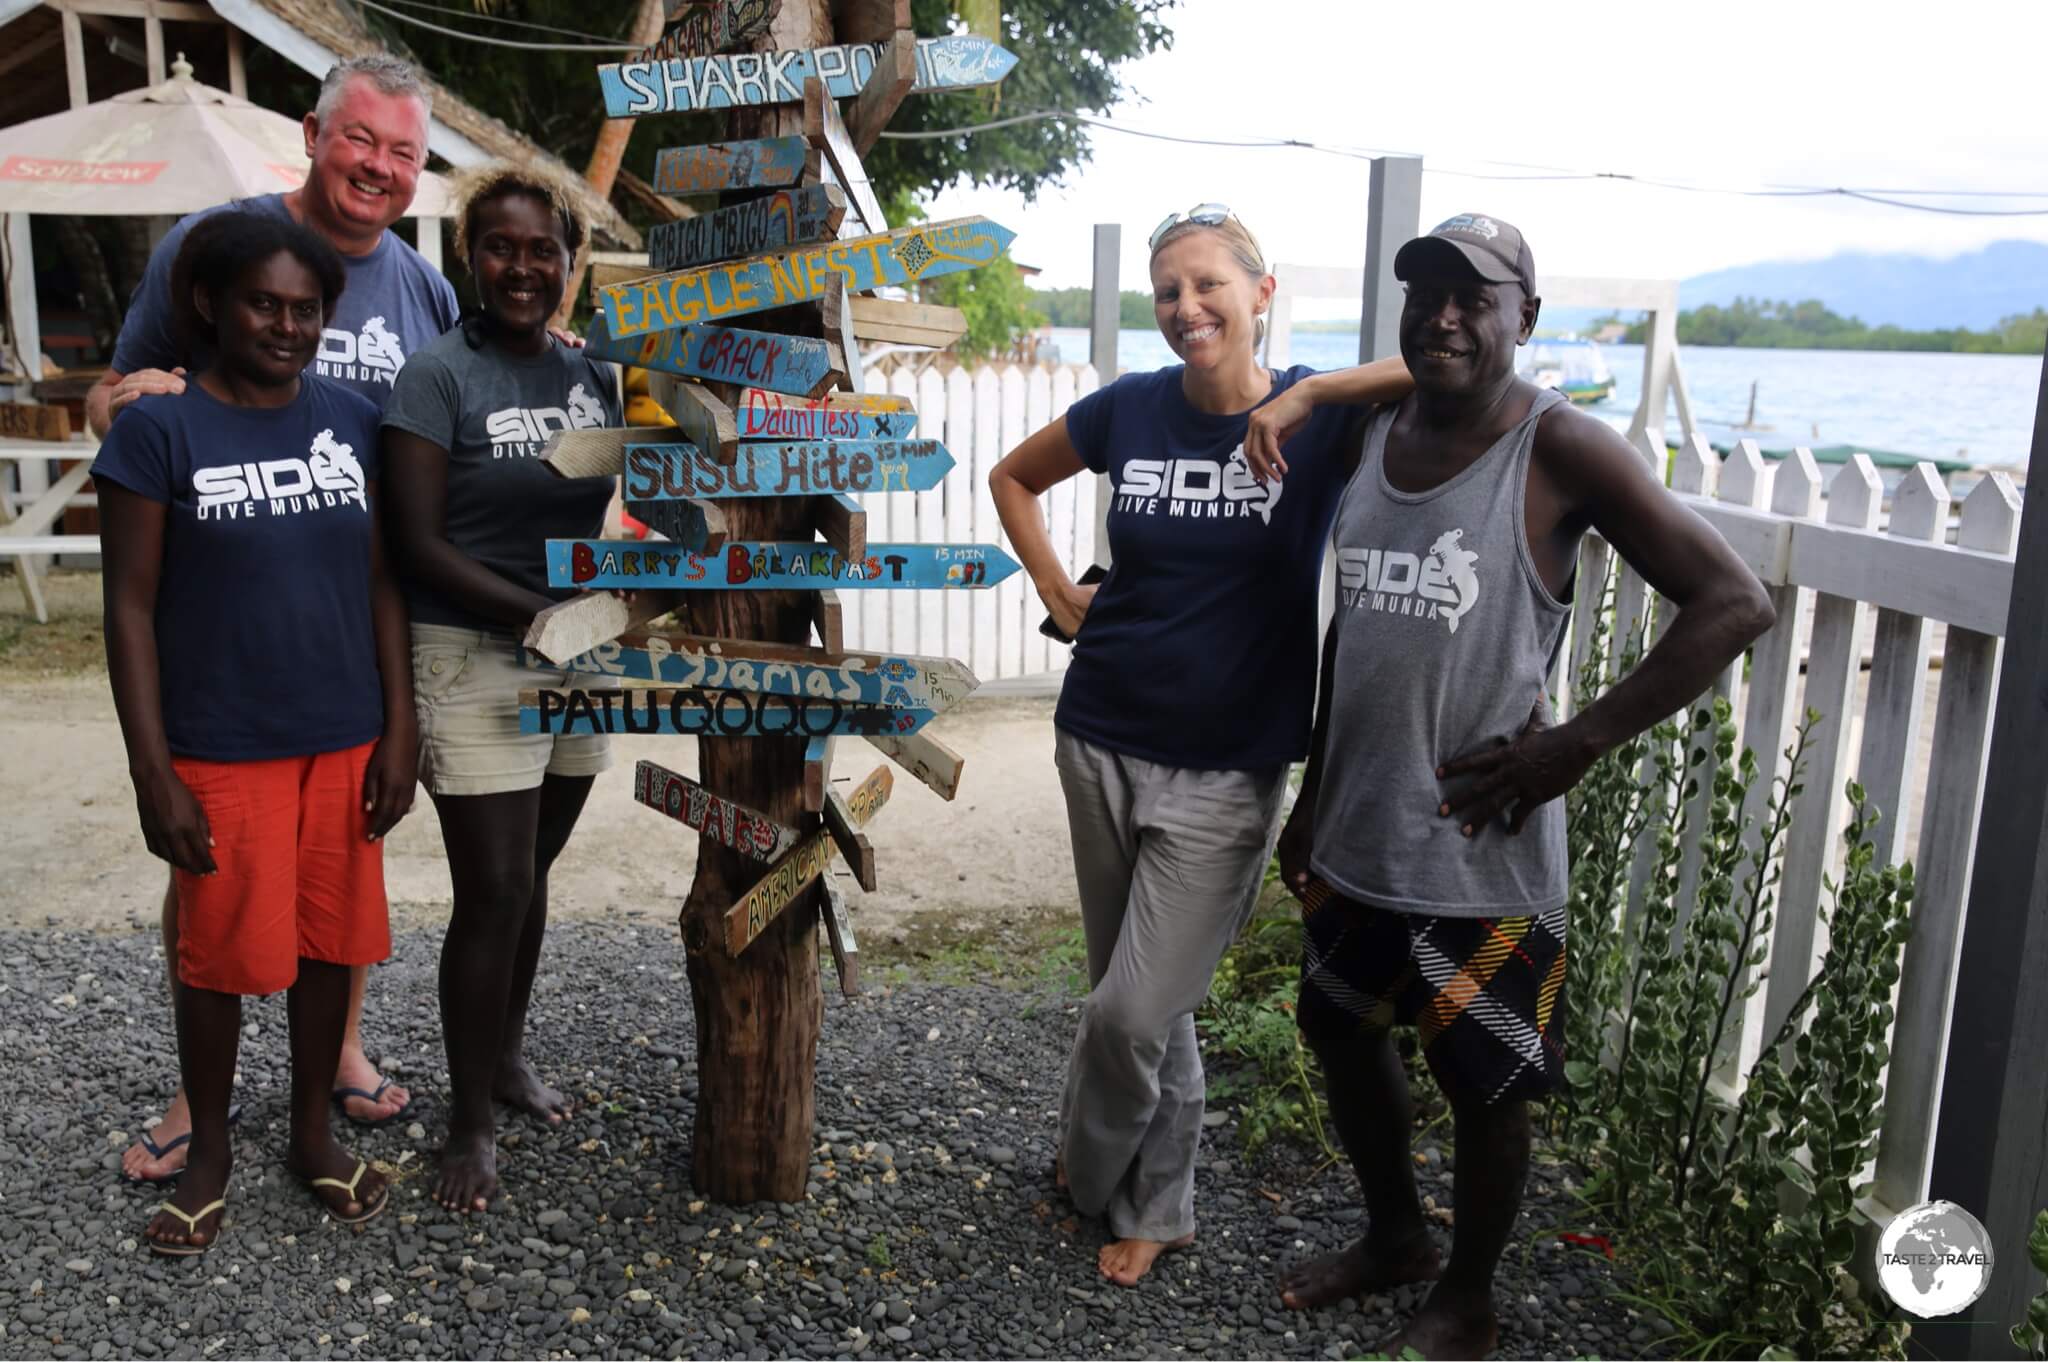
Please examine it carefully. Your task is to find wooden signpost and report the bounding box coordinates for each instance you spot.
[522,686,934,739]
[633,0,779,65]
[623,438,953,499]
[547,539,1020,591]
[597,35,1018,118]
[598,217,1017,339]
[648,185,847,272]
[634,759,801,863]
[625,496,728,553]
[582,0,1014,1206]
[733,385,915,439]
[532,629,979,710]
[723,766,892,953]
[582,314,841,400]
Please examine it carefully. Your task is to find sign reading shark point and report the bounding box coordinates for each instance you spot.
[597,35,1017,118]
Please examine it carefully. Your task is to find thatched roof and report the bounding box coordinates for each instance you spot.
[221,0,642,248]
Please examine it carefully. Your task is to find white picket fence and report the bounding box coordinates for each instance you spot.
[844,360,1100,678]
[1557,434,2022,1253]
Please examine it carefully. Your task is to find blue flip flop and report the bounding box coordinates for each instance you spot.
[122,1102,242,1186]
[332,1077,412,1129]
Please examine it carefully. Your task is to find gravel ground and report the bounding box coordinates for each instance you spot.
[1,922,1666,1361]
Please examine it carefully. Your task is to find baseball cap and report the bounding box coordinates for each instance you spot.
[1394,214,1536,293]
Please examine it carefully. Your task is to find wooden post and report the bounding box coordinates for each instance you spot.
[225,22,247,98]
[1359,155,1421,365]
[60,6,88,108]
[1626,293,1680,464]
[5,213,41,383]
[1921,346,2048,1359]
[1088,222,1118,568]
[143,1,166,84]
[555,0,669,327]
[672,0,839,1207]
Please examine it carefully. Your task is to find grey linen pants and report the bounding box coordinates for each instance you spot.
[1054,729,1288,1241]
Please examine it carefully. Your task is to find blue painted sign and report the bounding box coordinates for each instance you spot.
[623,439,954,500]
[524,631,978,711]
[582,313,837,399]
[622,496,720,552]
[519,687,935,739]
[647,185,846,273]
[546,539,1021,591]
[597,36,1018,119]
[649,134,809,194]
[598,217,1015,340]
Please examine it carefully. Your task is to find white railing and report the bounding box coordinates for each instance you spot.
[848,359,1100,679]
[1558,433,2022,1249]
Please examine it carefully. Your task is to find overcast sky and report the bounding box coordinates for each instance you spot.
[921,0,2048,308]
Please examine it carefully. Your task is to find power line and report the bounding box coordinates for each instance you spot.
[363,0,628,45]
[349,0,640,51]
[881,111,2048,216]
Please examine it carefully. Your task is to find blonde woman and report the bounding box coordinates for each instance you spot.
[989,204,1412,1285]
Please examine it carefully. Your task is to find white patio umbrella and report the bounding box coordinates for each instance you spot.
[0,54,451,217]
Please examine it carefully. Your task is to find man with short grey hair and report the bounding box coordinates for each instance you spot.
[97,52,461,1182]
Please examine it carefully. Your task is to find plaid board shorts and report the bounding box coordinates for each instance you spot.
[1295,884,1568,1104]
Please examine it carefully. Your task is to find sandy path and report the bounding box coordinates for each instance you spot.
[0,672,1080,938]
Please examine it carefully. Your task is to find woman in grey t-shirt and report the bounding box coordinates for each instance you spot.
[380,162,621,1217]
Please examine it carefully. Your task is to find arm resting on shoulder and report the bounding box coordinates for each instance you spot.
[99,483,215,873]
[379,427,559,630]
[86,366,187,439]
[989,415,1096,639]
[1245,355,1413,480]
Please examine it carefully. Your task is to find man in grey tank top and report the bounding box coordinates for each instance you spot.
[1270,215,1774,1358]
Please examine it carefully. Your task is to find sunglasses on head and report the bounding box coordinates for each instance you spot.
[1149,202,1254,253]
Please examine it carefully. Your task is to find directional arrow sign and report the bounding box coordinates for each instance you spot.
[633,759,800,863]
[648,185,846,273]
[650,134,810,194]
[630,0,779,67]
[724,766,892,955]
[733,386,916,440]
[528,630,979,711]
[546,540,1020,591]
[623,496,725,552]
[519,687,935,740]
[582,313,838,399]
[623,439,953,500]
[598,35,1017,118]
[599,217,1015,340]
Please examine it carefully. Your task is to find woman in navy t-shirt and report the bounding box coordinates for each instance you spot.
[989,205,1411,1286]
[95,210,416,1255]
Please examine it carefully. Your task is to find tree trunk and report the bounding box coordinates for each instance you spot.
[555,0,669,327]
[677,0,838,1205]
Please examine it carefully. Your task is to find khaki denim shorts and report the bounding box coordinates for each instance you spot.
[411,622,613,797]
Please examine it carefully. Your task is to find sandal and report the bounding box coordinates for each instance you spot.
[308,1159,388,1226]
[332,1078,412,1129]
[147,1197,227,1257]
[122,1102,244,1187]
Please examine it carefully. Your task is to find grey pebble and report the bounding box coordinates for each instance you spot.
[886,1326,913,1343]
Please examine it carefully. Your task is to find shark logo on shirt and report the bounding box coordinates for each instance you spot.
[1336,526,1482,632]
[315,316,407,386]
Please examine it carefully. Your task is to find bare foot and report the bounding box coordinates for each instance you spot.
[288,1136,388,1222]
[1054,1156,1068,1191]
[1386,1282,1498,1361]
[143,1147,229,1254]
[123,1089,194,1183]
[1098,1232,1195,1287]
[333,1048,411,1124]
[1279,1232,1443,1310]
[436,1128,500,1213]
[494,1057,571,1124]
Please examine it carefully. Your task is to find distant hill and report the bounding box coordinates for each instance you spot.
[1682,241,2048,330]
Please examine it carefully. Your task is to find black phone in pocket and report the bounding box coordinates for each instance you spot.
[1039,563,1109,644]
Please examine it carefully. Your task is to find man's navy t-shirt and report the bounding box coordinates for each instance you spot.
[90,377,387,762]
[1055,365,1358,771]
[111,193,459,410]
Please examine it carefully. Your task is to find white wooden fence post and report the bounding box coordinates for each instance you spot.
[886,364,921,653]
[943,365,976,672]
[1712,447,1820,1089]
[1853,463,1949,864]
[1021,366,1055,676]
[996,366,1028,678]
[1760,454,1883,1050]
[1870,473,2020,1219]
[969,366,1003,681]
[915,366,949,657]
[1670,434,1728,933]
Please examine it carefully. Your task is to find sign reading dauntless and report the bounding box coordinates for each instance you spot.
[598,217,1016,339]
[598,36,1017,118]
[546,539,1020,591]
[733,387,916,440]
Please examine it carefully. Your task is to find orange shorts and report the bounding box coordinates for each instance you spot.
[171,740,392,996]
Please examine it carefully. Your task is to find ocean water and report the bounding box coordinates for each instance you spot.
[1043,328,2044,468]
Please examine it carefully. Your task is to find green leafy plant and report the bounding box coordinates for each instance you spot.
[2010,1209,2048,1358]
[865,1233,892,1269]
[1200,902,1337,1160]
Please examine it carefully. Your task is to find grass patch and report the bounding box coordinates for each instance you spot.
[860,906,1088,995]
[0,569,106,677]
